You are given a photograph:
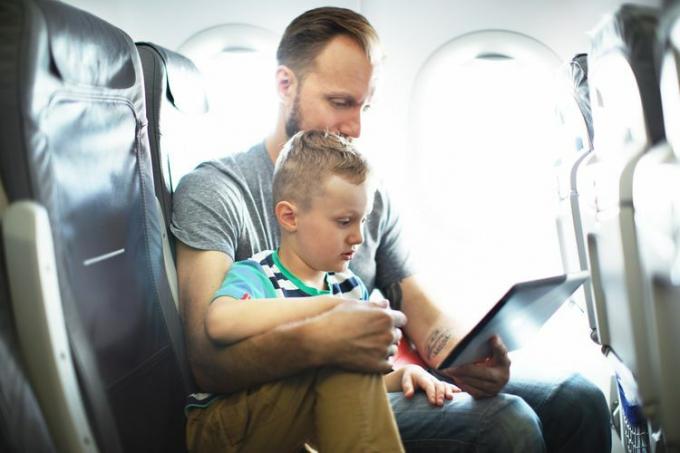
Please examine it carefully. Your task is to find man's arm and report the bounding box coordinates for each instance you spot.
[384,275,510,399]
[384,275,463,367]
[177,242,406,394]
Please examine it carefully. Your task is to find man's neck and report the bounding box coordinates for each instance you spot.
[265,123,288,163]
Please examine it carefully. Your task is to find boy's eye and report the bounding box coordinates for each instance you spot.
[337,218,351,226]
[362,103,372,113]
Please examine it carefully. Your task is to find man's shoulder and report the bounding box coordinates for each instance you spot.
[213,141,270,181]
[228,141,269,166]
[369,182,392,215]
[211,142,265,171]
[176,158,237,190]
[174,143,268,196]
[365,182,396,232]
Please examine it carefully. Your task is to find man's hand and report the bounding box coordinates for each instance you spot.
[307,298,406,374]
[439,336,510,399]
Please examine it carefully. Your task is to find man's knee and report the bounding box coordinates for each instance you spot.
[389,392,544,452]
[559,374,609,422]
[482,394,545,452]
[543,373,611,451]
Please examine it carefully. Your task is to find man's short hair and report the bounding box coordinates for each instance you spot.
[273,130,371,210]
[277,7,381,79]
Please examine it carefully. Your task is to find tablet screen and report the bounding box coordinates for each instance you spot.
[437,272,588,370]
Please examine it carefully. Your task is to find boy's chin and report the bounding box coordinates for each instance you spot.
[331,261,351,273]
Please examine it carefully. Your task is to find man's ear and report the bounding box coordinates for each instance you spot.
[275,200,298,232]
[275,65,297,102]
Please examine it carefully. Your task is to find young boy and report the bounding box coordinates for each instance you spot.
[196,131,457,452]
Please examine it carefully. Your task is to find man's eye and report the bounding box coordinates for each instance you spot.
[337,219,351,226]
[330,98,351,108]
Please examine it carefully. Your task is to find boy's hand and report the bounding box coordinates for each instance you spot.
[401,365,460,406]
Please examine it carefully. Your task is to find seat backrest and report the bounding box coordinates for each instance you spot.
[580,3,664,441]
[554,54,602,342]
[0,1,192,451]
[136,42,209,310]
[631,3,680,448]
[0,242,56,453]
[137,42,209,208]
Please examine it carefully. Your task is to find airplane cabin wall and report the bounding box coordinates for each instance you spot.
[62,0,663,59]
[60,0,664,302]
[60,0,359,51]
[61,0,663,190]
[62,0,662,161]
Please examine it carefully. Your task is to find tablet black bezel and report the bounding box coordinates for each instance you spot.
[436,274,571,370]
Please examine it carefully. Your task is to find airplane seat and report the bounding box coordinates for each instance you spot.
[136,42,210,310]
[554,53,604,344]
[0,225,56,452]
[630,2,680,449]
[0,133,55,453]
[582,4,665,451]
[136,43,209,248]
[0,0,193,451]
[0,322,56,453]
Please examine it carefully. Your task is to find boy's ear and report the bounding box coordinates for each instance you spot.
[275,65,297,103]
[275,200,298,232]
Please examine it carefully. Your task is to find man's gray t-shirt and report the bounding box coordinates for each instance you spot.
[170,141,412,296]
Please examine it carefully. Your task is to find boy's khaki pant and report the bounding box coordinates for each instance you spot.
[186,368,404,453]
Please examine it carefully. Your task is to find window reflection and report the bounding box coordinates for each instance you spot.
[173,26,277,186]
[410,37,563,319]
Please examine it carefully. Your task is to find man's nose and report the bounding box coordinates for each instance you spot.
[338,109,362,138]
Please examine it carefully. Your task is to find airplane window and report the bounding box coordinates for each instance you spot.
[661,49,680,155]
[175,25,278,185]
[409,31,565,320]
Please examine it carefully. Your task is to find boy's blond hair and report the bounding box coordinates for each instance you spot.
[273,130,370,210]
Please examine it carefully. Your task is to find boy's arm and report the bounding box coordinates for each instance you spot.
[205,294,340,345]
[383,367,405,392]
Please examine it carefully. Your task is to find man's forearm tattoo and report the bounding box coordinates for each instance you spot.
[383,280,404,311]
[426,328,453,360]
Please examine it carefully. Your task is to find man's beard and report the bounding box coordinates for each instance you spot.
[284,92,301,138]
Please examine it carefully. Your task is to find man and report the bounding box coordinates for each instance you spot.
[172,6,611,452]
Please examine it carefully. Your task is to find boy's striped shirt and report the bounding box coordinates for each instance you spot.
[185,249,369,413]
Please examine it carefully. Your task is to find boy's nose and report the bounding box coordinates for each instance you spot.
[348,224,364,245]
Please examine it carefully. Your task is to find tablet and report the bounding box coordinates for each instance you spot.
[437,271,589,370]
